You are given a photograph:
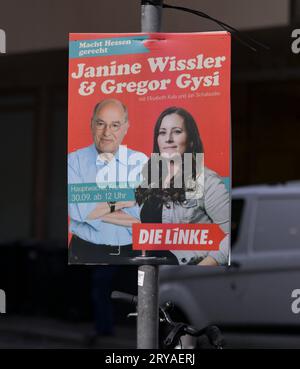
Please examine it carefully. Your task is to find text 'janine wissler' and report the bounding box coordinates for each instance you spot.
[71,54,227,96]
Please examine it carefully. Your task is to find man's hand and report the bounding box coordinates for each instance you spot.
[100,210,141,227]
[116,201,136,209]
[87,201,136,220]
[87,202,111,219]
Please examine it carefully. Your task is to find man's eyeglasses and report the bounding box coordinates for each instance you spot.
[92,120,127,132]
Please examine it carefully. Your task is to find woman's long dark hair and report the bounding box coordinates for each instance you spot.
[135,107,204,205]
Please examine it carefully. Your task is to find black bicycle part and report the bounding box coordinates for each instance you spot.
[111,291,225,349]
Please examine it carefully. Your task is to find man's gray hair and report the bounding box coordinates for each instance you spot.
[92,99,128,122]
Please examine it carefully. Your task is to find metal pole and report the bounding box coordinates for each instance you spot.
[137,265,159,348]
[141,0,163,32]
[137,0,163,349]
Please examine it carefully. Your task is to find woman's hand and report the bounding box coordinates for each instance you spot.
[198,255,218,266]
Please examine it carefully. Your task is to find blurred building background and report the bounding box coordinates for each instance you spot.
[0,0,300,348]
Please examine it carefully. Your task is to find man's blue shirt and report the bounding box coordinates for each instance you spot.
[68,144,147,245]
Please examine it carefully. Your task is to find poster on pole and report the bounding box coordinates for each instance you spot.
[68,32,231,266]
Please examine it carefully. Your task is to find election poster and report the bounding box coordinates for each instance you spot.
[68,32,231,266]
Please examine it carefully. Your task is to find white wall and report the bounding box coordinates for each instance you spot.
[0,0,290,54]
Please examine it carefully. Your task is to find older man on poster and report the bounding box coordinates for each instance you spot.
[68,98,147,264]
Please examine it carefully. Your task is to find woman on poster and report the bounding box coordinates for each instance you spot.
[102,106,229,266]
[134,106,229,266]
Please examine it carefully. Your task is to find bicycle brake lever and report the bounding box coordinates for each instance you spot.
[127,312,138,318]
[205,325,225,349]
[164,323,187,348]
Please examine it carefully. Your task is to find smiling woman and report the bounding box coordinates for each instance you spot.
[133,106,230,266]
[157,112,188,156]
[94,106,229,265]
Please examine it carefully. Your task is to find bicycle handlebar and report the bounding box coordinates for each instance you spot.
[184,325,224,348]
[111,291,137,306]
[111,291,224,348]
[205,325,224,348]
